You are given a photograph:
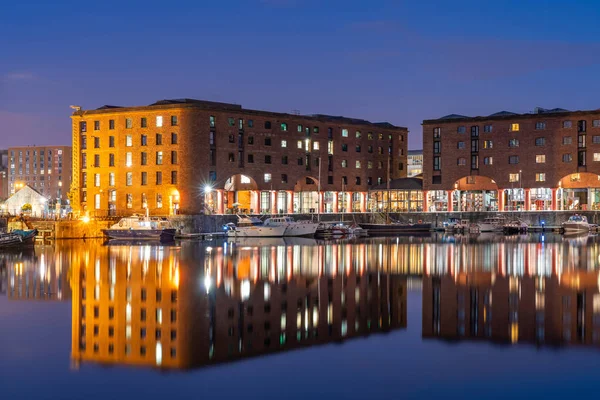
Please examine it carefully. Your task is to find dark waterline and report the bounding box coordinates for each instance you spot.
[1,235,600,399]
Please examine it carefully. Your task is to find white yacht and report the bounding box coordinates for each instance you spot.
[102,214,176,241]
[263,216,319,237]
[562,214,590,234]
[476,215,507,232]
[223,215,286,238]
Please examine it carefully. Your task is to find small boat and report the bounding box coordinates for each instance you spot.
[263,216,319,237]
[503,219,528,234]
[102,214,176,241]
[562,214,590,234]
[358,221,432,236]
[443,218,470,233]
[223,215,286,238]
[477,215,506,232]
[0,229,38,248]
[315,222,352,238]
[350,224,368,237]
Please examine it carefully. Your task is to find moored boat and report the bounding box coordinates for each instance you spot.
[102,214,176,241]
[315,222,352,239]
[477,215,506,232]
[562,214,590,234]
[263,216,319,237]
[358,222,432,236]
[0,229,38,248]
[503,219,528,234]
[223,215,286,238]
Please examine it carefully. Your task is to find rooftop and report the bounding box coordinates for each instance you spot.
[423,106,600,124]
[75,98,406,130]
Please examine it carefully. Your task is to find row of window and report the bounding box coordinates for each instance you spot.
[82,151,177,169]
[86,192,169,208]
[450,152,600,168]
[87,171,177,187]
[433,119,600,137]
[81,116,178,132]
[81,133,177,150]
[218,116,400,141]
[439,135,598,153]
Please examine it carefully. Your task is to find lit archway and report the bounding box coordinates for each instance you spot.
[221,174,259,213]
[452,175,499,212]
[558,172,600,210]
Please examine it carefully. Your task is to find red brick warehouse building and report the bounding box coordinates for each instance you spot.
[70,99,408,216]
[422,107,600,212]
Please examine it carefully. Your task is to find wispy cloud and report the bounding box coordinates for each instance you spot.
[3,71,36,82]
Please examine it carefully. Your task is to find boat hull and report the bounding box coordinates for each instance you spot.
[0,229,37,248]
[102,228,177,241]
[226,226,286,238]
[359,223,432,236]
[562,223,589,234]
[283,223,319,237]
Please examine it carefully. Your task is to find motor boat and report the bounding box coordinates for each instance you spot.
[223,215,286,238]
[503,219,528,234]
[102,214,176,241]
[562,214,590,234]
[0,229,38,249]
[315,222,352,238]
[262,216,319,237]
[476,215,506,232]
[443,218,470,233]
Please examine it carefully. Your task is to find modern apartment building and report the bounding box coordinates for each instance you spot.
[407,149,423,177]
[422,107,600,212]
[70,99,408,216]
[0,149,8,200]
[6,145,72,204]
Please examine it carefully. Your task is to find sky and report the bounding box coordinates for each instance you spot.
[2,0,600,151]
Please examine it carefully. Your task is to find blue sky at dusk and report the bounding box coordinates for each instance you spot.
[2,0,600,150]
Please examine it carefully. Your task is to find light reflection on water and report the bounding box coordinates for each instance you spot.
[1,232,600,373]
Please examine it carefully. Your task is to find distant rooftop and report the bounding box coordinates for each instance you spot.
[82,98,405,129]
[422,106,600,124]
[408,149,423,155]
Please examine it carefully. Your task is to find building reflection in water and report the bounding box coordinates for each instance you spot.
[3,248,71,301]
[423,234,600,347]
[69,238,407,370]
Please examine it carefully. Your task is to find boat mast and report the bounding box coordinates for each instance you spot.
[317,156,321,222]
[387,149,391,223]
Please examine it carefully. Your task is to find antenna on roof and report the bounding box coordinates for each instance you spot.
[291,109,300,115]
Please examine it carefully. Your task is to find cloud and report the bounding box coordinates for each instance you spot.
[3,72,36,82]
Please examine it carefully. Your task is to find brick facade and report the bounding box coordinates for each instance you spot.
[71,99,408,216]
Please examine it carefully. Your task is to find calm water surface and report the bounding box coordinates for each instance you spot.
[1,234,600,399]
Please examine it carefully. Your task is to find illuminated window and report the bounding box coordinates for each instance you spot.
[280,123,288,131]
[536,155,546,163]
[264,173,271,183]
[484,156,493,165]
[433,127,441,138]
[483,140,493,149]
[594,153,600,162]
[156,151,163,165]
[156,116,163,127]
[342,129,348,137]
[355,160,361,168]
[126,118,132,129]
[94,193,101,209]
[126,135,132,147]
[281,140,287,148]
[126,172,132,186]
[356,131,361,138]
[509,173,519,182]
[368,161,373,169]
[313,141,319,150]
[341,160,347,168]
[510,123,520,131]
[594,294,600,313]
[297,140,303,149]
[126,152,132,167]
[297,124,302,132]
[94,174,100,187]
[241,175,251,184]
[536,173,546,182]
[109,173,115,186]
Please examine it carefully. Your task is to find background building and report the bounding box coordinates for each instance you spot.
[422,107,600,212]
[0,149,8,200]
[7,146,72,215]
[70,99,408,216]
[407,149,423,177]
